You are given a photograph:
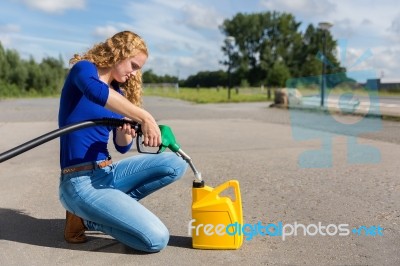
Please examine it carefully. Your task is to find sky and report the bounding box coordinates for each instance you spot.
[1,0,400,82]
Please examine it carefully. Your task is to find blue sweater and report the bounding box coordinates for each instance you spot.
[58,60,133,169]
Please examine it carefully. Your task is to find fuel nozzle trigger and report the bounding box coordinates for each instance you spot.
[136,124,202,182]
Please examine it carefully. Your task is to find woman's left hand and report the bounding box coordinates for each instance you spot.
[115,119,136,146]
[117,118,137,138]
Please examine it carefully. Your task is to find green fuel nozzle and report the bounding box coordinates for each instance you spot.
[136,124,203,183]
[158,125,180,153]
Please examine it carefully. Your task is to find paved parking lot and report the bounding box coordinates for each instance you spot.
[0,97,399,265]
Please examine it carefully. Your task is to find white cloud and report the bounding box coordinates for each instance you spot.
[144,42,224,78]
[376,12,400,51]
[9,34,87,47]
[0,32,90,64]
[389,13,400,35]
[180,4,224,30]
[93,25,119,39]
[0,23,21,46]
[120,1,226,78]
[370,46,400,82]
[20,0,86,13]
[331,19,356,39]
[0,23,20,33]
[260,0,336,18]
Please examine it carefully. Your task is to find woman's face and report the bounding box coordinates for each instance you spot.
[111,52,147,83]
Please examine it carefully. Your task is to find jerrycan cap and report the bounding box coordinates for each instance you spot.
[192,180,205,188]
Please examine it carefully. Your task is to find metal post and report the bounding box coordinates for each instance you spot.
[225,36,235,100]
[321,30,327,107]
[318,22,333,108]
[228,47,232,100]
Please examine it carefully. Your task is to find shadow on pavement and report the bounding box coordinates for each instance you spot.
[0,208,192,253]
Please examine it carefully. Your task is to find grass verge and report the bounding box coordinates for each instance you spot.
[143,87,271,103]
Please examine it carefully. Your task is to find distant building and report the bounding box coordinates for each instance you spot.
[361,79,400,91]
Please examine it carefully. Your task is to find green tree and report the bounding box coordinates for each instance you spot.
[39,56,65,93]
[183,70,227,88]
[0,43,10,82]
[220,11,303,86]
[268,61,291,87]
[301,24,343,77]
[143,69,178,84]
[6,49,28,90]
[220,11,346,87]
[143,69,158,83]
[0,41,66,97]
[26,56,44,91]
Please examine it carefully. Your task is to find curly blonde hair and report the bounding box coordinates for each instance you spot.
[70,31,148,107]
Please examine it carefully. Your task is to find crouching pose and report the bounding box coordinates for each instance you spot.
[58,31,187,252]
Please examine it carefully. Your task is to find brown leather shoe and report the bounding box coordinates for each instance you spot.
[64,211,87,244]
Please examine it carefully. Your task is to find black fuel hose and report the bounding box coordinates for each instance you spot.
[0,118,140,163]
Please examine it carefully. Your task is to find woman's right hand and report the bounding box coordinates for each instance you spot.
[141,117,161,147]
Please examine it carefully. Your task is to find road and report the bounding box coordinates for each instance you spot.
[0,97,399,265]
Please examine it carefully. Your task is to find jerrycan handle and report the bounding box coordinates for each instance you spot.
[211,180,243,221]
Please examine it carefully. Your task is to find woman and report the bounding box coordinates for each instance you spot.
[58,31,188,253]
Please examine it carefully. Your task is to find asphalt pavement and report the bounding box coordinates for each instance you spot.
[0,96,399,265]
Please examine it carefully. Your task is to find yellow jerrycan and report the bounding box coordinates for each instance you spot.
[191,180,243,249]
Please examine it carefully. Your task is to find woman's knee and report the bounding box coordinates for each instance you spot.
[142,225,170,252]
[164,152,188,179]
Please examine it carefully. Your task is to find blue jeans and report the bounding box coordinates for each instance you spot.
[59,152,188,252]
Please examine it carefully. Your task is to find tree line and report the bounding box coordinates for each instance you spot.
[0,42,66,97]
[0,11,349,97]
